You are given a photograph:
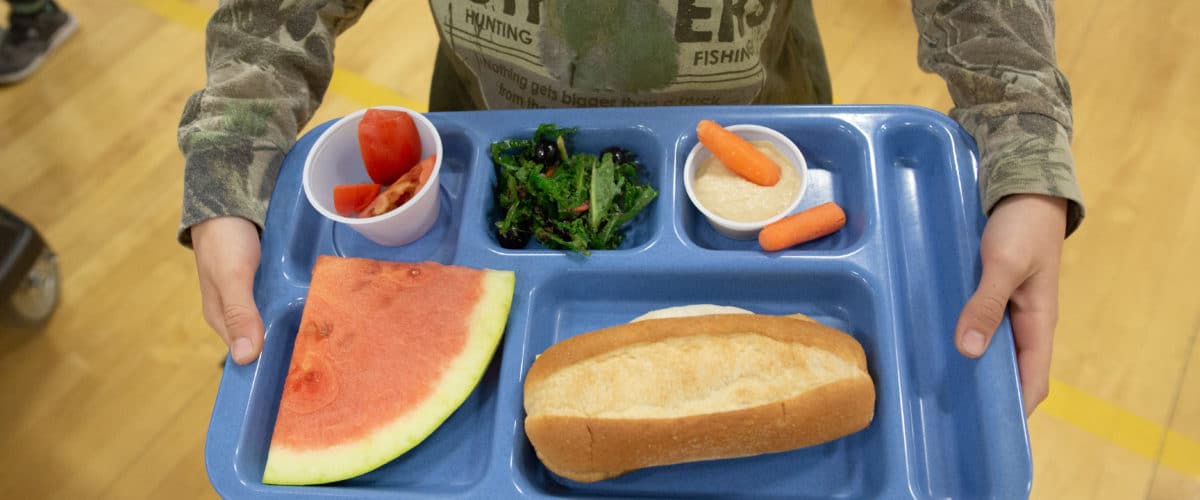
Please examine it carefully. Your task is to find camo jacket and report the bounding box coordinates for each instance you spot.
[176,0,1084,246]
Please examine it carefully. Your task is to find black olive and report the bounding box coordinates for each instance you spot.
[497,228,531,249]
[531,141,559,166]
[601,147,633,165]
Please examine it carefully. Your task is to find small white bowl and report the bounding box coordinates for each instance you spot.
[302,106,444,247]
[683,124,808,240]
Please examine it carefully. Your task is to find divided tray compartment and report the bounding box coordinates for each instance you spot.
[207,105,1031,499]
[510,264,895,500]
[873,118,1032,499]
[674,114,875,253]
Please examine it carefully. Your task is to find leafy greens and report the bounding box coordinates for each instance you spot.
[491,124,658,254]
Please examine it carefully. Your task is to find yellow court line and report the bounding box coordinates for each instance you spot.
[131,0,1199,481]
[1042,378,1200,478]
[128,0,426,112]
[328,70,426,111]
[1162,430,1200,478]
[128,0,209,28]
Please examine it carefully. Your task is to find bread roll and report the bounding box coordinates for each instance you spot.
[523,313,875,483]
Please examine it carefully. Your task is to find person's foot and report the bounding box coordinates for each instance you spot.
[0,6,78,84]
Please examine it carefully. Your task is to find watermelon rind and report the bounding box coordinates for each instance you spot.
[261,269,515,485]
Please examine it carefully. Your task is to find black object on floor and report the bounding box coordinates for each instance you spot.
[0,206,59,328]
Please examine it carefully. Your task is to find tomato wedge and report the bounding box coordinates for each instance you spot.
[358,109,422,185]
[332,183,382,217]
[359,155,437,218]
[415,154,435,189]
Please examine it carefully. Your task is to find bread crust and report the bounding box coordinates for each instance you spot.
[523,314,875,482]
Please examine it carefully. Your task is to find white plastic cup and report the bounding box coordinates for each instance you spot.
[303,106,444,247]
[683,124,808,240]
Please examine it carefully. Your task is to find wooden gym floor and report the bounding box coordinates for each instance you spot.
[0,1,1196,498]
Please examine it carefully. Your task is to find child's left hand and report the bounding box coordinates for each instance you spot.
[954,194,1068,417]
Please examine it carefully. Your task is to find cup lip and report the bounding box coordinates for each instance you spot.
[302,105,444,227]
[683,123,809,232]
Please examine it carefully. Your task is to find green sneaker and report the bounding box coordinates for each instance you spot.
[0,6,78,84]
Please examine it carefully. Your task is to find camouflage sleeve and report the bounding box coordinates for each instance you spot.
[176,0,372,247]
[911,0,1085,236]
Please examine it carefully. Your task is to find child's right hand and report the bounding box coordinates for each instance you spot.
[192,216,264,365]
[954,194,1067,416]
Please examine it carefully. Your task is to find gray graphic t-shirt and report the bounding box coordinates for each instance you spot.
[431,0,794,107]
[427,0,831,112]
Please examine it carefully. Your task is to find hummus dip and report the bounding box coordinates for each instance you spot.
[693,140,801,222]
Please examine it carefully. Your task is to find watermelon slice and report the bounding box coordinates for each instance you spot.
[262,256,515,485]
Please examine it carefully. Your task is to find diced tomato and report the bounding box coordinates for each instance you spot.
[358,109,421,185]
[358,155,438,218]
[333,183,382,217]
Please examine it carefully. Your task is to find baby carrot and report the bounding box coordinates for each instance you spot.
[696,119,781,186]
[758,202,846,251]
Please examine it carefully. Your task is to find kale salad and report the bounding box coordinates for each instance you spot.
[490,124,658,254]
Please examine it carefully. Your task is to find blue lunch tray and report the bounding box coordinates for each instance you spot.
[205,105,1032,499]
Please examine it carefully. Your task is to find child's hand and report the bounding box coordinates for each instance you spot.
[192,216,264,365]
[955,194,1068,416]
